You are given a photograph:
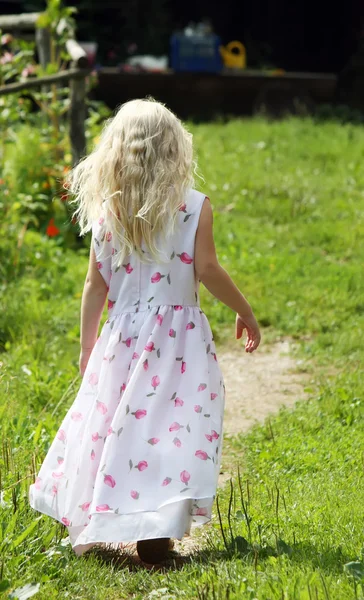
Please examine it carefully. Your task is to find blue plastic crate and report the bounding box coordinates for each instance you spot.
[170,33,223,73]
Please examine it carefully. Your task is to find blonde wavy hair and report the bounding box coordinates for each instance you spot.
[67,98,195,264]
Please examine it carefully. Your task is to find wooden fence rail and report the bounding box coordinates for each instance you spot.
[0,11,89,165]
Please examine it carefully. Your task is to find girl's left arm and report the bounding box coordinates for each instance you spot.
[79,244,108,376]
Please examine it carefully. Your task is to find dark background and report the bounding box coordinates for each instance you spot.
[4,0,364,73]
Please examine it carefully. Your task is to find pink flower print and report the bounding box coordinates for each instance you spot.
[196,507,208,517]
[174,305,183,311]
[179,203,187,212]
[71,411,83,421]
[211,430,220,440]
[34,477,42,490]
[174,397,184,407]
[169,328,176,338]
[169,421,183,432]
[186,322,195,330]
[91,432,100,442]
[194,405,202,413]
[104,474,116,488]
[123,263,133,274]
[52,471,64,479]
[89,372,98,386]
[151,375,160,390]
[180,470,191,485]
[212,353,217,361]
[91,449,95,460]
[145,341,155,352]
[57,429,66,442]
[132,352,140,360]
[96,401,108,415]
[195,450,209,460]
[108,299,115,310]
[105,231,112,242]
[130,490,139,500]
[211,393,218,400]
[156,314,163,326]
[124,337,132,348]
[205,434,213,442]
[98,217,104,225]
[133,409,147,419]
[61,517,71,527]
[198,383,207,392]
[107,427,114,436]
[143,359,149,371]
[151,272,163,283]
[148,437,160,445]
[51,485,58,496]
[162,477,172,486]
[112,247,116,255]
[177,252,193,265]
[80,501,91,512]
[173,437,182,448]
[136,460,148,471]
[96,504,111,512]
[96,262,102,270]
[181,361,186,374]
[120,382,126,393]
[57,456,64,464]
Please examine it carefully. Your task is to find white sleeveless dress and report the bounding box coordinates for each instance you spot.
[29,189,225,556]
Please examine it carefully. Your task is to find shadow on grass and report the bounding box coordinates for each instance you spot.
[82,542,231,572]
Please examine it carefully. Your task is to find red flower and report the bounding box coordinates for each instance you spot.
[123,263,133,274]
[151,375,160,390]
[174,397,184,407]
[181,361,186,374]
[145,342,155,352]
[136,461,148,471]
[162,477,172,486]
[105,231,112,242]
[151,272,163,283]
[108,299,115,310]
[156,314,163,326]
[179,203,187,212]
[169,329,176,338]
[195,450,209,460]
[177,252,193,264]
[46,218,60,237]
[180,470,190,484]
[134,409,147,419]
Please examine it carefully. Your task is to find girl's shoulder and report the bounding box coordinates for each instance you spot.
[184,188,208,214]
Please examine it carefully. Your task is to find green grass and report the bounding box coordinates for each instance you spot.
[0,117,364,599]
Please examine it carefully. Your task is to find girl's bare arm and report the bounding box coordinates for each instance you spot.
[194,197,261,352]
[79,245,108,374]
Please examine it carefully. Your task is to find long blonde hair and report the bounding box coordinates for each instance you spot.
[66,98,195,264]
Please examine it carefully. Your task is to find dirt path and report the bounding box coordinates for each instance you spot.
[219,338,309,437]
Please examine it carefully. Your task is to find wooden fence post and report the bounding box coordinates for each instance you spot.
[69,74,87,165]
[66,40,89,165]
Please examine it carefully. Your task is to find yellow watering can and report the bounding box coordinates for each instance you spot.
[220,41,246,69]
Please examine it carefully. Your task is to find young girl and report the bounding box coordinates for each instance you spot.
[29,98,261,563]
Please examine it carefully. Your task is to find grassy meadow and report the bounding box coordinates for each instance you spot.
[0,117,363,599]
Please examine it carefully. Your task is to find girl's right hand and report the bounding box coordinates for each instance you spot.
[235,313,261,353]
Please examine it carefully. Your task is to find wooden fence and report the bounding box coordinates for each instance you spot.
[0,12,90,165]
